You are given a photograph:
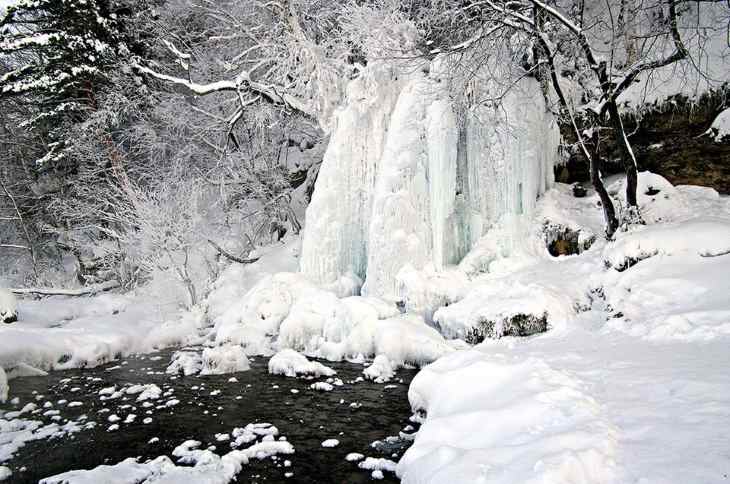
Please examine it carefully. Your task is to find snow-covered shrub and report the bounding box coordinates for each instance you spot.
[0,289,18,324]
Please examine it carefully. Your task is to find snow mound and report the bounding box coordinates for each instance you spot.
[363,355,395,383]
[268,349,335,378]
[397,351,617,484]
[604,217,730,270]
[0,289,17,324]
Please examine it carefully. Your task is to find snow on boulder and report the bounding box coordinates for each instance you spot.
[397,350,617,484]
[201,345,250,375]
[434,280,564,342]
[604,217,730,271]
[363,355,395,383]
[0,289,17,324]
[268,349,335,378]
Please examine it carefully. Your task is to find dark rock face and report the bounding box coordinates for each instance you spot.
[557,88,730,194]
[464,313,549,343]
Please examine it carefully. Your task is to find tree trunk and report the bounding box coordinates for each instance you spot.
[606,99,639,209]
[588,137,619,239]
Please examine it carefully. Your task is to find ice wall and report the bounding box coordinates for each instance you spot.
[300,61,560,301]
[300,64,408,286]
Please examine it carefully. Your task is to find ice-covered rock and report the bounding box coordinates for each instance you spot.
[267,349,336,378]
[0,289,17,324]
[201,345,250,375]
[363,355,395,383]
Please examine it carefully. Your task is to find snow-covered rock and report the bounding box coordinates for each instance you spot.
[267,349,336,378]
[200,345,250,375]
[0,289,17,324]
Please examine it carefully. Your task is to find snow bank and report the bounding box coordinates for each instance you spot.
[397,350,617,484]
[0,292,203,404]
[200,345,250,375]
[0,289,17,324]
[267,349,336,378]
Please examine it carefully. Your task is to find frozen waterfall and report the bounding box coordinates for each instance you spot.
[300,61,560,301]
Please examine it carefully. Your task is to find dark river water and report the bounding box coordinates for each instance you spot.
[0,349,419,483]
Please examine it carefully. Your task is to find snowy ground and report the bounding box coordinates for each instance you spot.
[2,173,729,483]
